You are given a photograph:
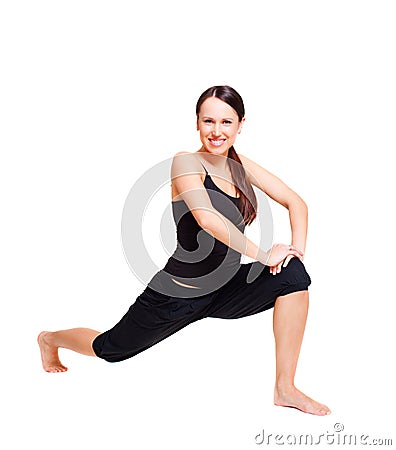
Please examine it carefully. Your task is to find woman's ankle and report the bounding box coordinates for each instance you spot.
[275,377,296,393]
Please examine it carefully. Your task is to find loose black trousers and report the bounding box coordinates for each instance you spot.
[92,257,311,362]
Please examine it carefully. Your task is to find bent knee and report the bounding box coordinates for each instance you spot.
[277,257,311,296]
[286,257,311,283]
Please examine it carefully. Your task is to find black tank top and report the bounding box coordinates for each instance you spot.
[146,163,246,298]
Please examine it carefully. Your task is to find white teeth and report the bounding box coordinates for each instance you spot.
[210,139,224,146]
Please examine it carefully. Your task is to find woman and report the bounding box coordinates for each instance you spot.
[38,85,331,416]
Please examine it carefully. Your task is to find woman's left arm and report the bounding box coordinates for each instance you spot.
[238,153,308,268]
[288,197,308,257]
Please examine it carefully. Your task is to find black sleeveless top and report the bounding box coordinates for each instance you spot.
[146,163,246,298]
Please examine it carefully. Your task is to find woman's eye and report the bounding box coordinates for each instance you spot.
[202,119,232,124]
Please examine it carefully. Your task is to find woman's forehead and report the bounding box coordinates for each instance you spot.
[198,97,238,118]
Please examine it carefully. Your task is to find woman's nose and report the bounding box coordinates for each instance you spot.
[212,123,221,136]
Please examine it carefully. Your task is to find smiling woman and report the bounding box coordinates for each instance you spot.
[198,102,241,150]
[195,86,258,227]
[38,85,330,417]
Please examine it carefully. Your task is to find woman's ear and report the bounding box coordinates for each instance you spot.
[196,115,199,131]
[238,117,246,134]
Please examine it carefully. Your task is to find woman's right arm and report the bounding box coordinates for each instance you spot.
[171,152,302,266]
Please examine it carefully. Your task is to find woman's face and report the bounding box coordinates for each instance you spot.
[197,97,244,156]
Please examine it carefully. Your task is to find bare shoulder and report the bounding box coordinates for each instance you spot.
[173,150,202,162]
[170,151,213,224]
[174,150,192,156]
[171,151,205,196]
[172,151,205,174]
[238,152,264,170]
[237,153,275,188]
[238,152,301,207]
[173,150,197,163]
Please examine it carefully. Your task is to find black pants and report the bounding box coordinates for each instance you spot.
[92,257,311,363]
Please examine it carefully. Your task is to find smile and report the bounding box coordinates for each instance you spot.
[209,139,226,147]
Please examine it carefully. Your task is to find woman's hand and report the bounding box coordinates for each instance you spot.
[266,244,304,275]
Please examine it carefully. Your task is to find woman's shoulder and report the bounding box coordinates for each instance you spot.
[237,152,255,167]
[174,150,191,156]
[171,151,206,183]
[238,152,271,176]
[172,151,205,170]
[173,150,196,161]
[173,150,200,159]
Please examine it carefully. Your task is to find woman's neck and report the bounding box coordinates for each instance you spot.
[196,148,230,172]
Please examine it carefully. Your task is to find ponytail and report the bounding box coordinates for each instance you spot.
[227,146,257,226]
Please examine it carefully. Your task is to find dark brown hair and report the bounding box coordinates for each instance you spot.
[196,85,257,225]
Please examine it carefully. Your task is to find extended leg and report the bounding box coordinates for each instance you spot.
[273,290,331,415]
[38,328,101,373]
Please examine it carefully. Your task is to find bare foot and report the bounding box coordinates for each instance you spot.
[274,385,331,416]
[37,331,68,373]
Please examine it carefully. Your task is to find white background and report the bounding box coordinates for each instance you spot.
[1,1,395,449]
